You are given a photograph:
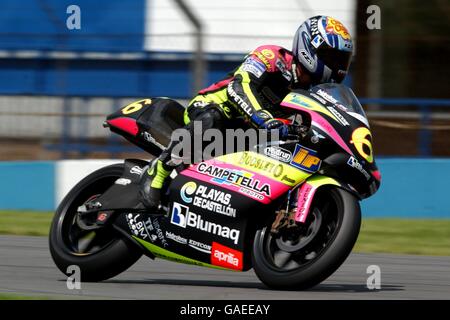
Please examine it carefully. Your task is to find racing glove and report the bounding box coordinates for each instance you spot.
[260,118,289,140]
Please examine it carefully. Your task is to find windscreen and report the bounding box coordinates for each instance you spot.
[310,83,369,127]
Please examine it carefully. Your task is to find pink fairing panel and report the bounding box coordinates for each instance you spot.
[281,102,354,156]
[181,161,291,204]
[107,117,139,136]
[295,182,317,223]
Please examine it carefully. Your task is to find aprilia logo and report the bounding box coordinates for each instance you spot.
[171,202,240,244]
[211,242,243,270]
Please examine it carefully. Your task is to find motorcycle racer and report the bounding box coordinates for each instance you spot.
[139,15,354,210]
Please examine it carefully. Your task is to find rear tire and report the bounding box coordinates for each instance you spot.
[252,187,361,290]
[49,164,142,282]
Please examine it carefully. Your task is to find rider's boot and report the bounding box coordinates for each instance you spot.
[139,159,172,210]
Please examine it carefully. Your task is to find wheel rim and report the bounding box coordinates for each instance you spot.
[57,175,120,256]
[262,190,343,272]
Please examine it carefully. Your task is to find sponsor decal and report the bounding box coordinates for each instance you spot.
[188,239,212,254]
[171,202,189,227]
[197,163,271,197]
[261,49,275,60]
[151,218,169,247]
[285,94,347,128]
[165,231,188,245]
[327,107,349,126]
[295,184,314,222]
[193,194,236,218]
[130,166,144,175]
[238,187,265,201]
[347,156,371,180]
[263,146,292,163]
[238,152,285,178]
[335,103,348,112]
[251,51,271,69]
[300,50,314,67]
[227,83,253,117]
[290,144,321,173]
[180,181,197,204]
[126,213,152,240]
[310,17,320,36]
[311,35,324,48]
[276,59,292,81]
[350,127,374,163]
[115,178,131,186]
[195,186,232,205]
[316,89,338,105]
[171,202,240,244]
[242,57,265,78]
[180,182,236,218]
[325,17,351,40]
[310,92,327,105]
[218,152,308,187]
[127,213,169,247]
[211,242,243,270]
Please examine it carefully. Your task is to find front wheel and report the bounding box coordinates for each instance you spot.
[49,164,142,282]
[252,187,361,290]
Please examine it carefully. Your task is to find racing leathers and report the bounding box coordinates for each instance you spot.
[191,44,296,127]
[139,45,300,209]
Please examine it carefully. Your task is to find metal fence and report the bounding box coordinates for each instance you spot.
[361,98,450,157]
[1,95,450,160]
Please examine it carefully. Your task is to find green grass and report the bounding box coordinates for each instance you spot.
[354,218,450,256]
[0,210,53,236]
[0,293,52,300]
[0,211,449,256]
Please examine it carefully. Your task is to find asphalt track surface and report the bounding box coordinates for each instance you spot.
[0,235,449,300]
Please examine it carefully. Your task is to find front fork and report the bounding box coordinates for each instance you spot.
[271,175,342,233]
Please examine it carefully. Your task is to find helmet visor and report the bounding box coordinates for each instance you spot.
[316,46,352,83]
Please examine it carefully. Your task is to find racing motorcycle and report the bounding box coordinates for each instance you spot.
[49,83,381,289]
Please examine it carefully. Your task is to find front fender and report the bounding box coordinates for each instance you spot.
[294,175,360,223]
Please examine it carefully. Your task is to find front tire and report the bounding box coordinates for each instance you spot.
[49,164,142,282]
[252,187,361,290]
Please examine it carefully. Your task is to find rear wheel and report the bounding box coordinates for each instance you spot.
[252,187,361,290]
[49,164,142,282]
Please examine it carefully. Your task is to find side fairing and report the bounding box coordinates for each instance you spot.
[138,150,316,272]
